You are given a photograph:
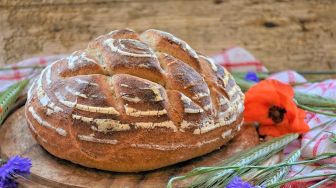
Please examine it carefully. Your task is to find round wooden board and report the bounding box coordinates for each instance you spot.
[0,107,259,188]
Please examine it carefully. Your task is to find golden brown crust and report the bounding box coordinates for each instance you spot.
[25,28,244,172]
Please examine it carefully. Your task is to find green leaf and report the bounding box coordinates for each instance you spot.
[0,79,29,125]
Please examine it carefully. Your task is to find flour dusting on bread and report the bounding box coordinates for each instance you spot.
[25,28,244,172]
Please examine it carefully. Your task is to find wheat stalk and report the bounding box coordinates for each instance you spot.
[167,134,298,188]
[166,152,336,188]
[192,134,298,188]
[253,120,335,186]
[0,79,29,125]
[296,103,336,117]
[308,175,336,188]
[295,91,336,108]
[267,173,336,188]
[259,150,301,186]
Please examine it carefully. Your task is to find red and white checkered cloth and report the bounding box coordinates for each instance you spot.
[270,72,336,187]
[0,48,335,187]
[0,55,68,93]
[215,50,335,187]
[212,47,268,72]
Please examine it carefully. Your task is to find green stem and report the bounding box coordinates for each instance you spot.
[259,119,335,186]
[259,150,301,186]
[190,134,298,187]
[196,153,335,173]
[166,153,335,188]
[233,77,255,92]
[232,70,336,77]
[310,106,336,111]
[296,70,336,75]
[297,104,336,117]
[267,173,336,188]
[0,65,45,71]
[0,79,29,125]
[301,120,335,149]
[0,158,5,165]
[167,176,187,188]
[294,92,336,108]
[308,175,336,188]
[231,72,269,80]
[324,131,336,143]
[169,121,335,187]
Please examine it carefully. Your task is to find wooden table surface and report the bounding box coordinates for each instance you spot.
[0,0,335,73]
[0,107,259,188]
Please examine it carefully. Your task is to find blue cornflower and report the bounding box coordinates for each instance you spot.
[226,176,258,188]
[244,71,260,82]
[0,156,32,188]
[0,178,17,188]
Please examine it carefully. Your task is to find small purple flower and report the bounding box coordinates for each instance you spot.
[244,71,260,82]
[0,178,17,188]
[226,176,257,188]
[0,156,32,188]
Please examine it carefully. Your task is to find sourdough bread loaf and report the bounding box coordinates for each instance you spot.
[25,29,244,172]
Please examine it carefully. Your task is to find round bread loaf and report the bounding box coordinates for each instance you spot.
[25,29,244,172]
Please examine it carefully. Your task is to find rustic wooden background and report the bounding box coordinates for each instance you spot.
[0,0,335,72]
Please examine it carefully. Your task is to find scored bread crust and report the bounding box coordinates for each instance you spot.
[24,29,244,172]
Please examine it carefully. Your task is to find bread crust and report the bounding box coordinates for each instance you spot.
[25,29,244,172]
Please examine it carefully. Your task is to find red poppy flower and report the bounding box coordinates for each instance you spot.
[244,79,310,137]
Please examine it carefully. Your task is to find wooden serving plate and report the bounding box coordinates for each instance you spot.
[0,107,259,188]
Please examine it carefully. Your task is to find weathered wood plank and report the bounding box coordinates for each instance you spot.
[0,0,335,73]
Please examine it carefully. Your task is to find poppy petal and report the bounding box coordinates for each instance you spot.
[279,96,297,122]
[270,79,294,98]
[243,79,310,137]
[245,80,282,106]
[290,109,310,133]
[244,101,274,125]
[259,125,283,137]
